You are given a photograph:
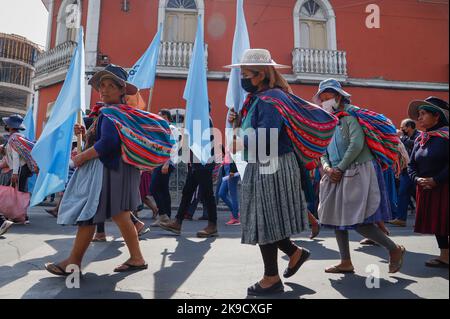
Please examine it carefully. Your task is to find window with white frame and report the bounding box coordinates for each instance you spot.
[55,0,81,46]
[293,0,337,50]
[158,0,204,43]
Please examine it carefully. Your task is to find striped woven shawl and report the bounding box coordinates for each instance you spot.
[8,133,39,173]
[100,104,175,171]
[242,89,339,169]
[416,126,449,147]
[334,105,401,172]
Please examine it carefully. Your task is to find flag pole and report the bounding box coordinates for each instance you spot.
[146,87,154,112]
[77,111,83,153]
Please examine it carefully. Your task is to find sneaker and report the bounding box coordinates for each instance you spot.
[151,214,170,228]
[197,223,219,238]
[160,220,182,235]
[0,220,14,236]
[184,213,193,221]
[226,218,241,226]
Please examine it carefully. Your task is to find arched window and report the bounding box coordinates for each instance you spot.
[293,0,336,50]
[158,0,204,43]
[55,0,81,46]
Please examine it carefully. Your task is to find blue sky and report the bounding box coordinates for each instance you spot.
[0,0,49,48]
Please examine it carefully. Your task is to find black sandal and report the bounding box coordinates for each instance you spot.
[44,263,71,277]
[283,248,311,278]
[113,262,148,273]
[247,280,284,296]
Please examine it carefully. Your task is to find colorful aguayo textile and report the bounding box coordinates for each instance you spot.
[8,133,39,173]
[416,126,449,147]
[100,104,175,171]
[335,105,401,173]
[242,89,339,169]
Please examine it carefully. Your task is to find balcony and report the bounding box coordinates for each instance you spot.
[35,41,77,76]
[158,41,208,74]
[33,40,208,85]
[292,48,347,79]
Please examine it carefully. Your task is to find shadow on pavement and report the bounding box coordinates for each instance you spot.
[328,274,422,299]
[23,272,143,299]
[245,282,316,300]
[354,245,449,279]
[0,238,74,290]
[153,236,215,299]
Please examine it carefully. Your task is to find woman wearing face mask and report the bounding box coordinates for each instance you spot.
[227,49,338,296]
[407,97,449,268]
[314,79,406,274]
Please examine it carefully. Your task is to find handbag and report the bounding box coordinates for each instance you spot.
[0,185,30,222]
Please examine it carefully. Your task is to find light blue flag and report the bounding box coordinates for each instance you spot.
[30,28,86,206]
[225,0,250,114]
[183,15,211,165]
[22,105,35,141]
[22,105,37,192]
[128,26,162,90]
[225,0,250,178]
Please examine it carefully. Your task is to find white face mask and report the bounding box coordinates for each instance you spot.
[322,98,338,113]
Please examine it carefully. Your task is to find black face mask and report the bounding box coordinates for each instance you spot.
[241,78,259,94]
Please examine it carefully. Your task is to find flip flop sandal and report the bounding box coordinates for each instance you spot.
[45,263,73,277]
[425,259,449,268]
[113,263,148,273]
[325,266,355,274]
[138,227,150,237]
[389,245,406,274]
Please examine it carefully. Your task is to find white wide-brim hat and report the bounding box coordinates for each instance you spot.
[225,49,290,69]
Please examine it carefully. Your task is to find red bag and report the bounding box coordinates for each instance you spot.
[0,185,30,222]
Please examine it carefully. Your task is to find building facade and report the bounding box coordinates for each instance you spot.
[34,0,449,137]
[0,33,41,131]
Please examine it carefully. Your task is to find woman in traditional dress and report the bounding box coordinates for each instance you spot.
[227,49,337,296]
[408,97,449,268]
[315,78,406,274]
[44,64,173,276]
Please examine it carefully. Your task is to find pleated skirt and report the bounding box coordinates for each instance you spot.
[240,152,308,245]
[415,183,449,236]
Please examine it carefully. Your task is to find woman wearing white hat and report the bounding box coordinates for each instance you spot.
[227,49,338,296]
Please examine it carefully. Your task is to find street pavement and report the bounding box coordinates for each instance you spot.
[0,206,448,299]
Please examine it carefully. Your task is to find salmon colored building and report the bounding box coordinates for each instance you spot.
[34,0,449,137]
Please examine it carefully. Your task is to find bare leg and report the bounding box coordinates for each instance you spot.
[143,197,158,218]
[440,249,449,264]
[57,225,96,269]
[112,211,146,269]
[308,211,320,239]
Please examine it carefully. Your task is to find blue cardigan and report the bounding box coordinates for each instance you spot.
[93,114,121,170]
[408,126,449,185]
[243,97,293,159]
